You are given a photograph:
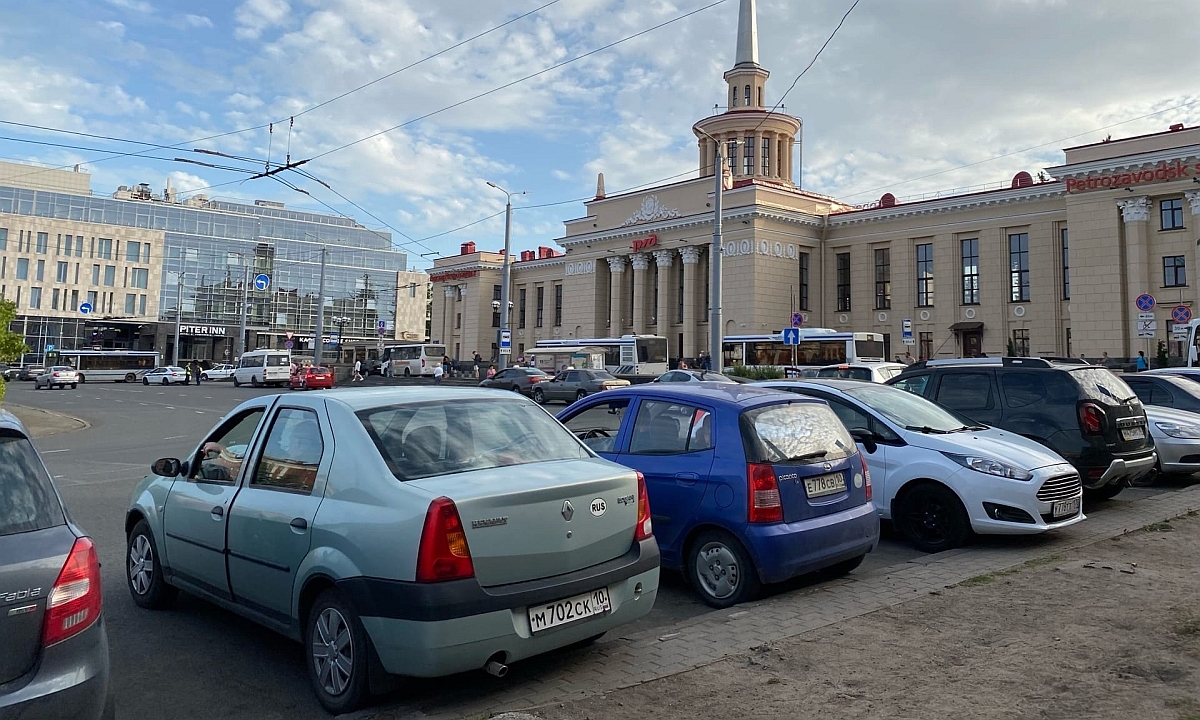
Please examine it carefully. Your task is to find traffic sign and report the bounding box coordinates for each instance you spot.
[1172,305,1193,324]
[254,274,271,291]
[286,330,294,340]
[790,312,803,328]
[1137,319,1157,338]
[1138,312,1156,322]
[329,332,340,346]
[1173,323,1190,339]
[782,328,801,345]
[377,319,387,337]
[79,302,93,315]
[285,340,294,350]
[499,329,512,355]
[45,344,56,352]
[902,318,913,340]
[902,337,916,346]
[1136,294,1156,312]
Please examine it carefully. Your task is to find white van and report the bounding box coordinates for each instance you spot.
[233,350,291,387]
[382,343,446,377]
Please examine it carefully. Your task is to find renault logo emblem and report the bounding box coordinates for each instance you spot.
[562,500,574,521]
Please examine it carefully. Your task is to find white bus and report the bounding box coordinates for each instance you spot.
[723,330,886,372]
[46,350,160,383]
[382,343,446,377]
[233,349,292,388]
[536,335,669,376]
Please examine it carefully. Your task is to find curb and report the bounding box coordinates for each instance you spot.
[4,404,91,437]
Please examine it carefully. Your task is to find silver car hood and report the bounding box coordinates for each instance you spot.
[903,425,1071,471]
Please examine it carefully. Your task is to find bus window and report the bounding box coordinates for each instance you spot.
[854,339,885,361]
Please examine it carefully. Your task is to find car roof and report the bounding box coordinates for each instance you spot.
[818,362,905,370]
[757,378,892,393]
[1134,373,1200,391]
[0,408,29,436]
[598,382,818,407]
[321,386,536,411]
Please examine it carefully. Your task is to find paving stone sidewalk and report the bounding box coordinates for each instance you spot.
[365,485,1200,720]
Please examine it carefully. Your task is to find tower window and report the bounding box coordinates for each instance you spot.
[731,88,737,107]
[757,87,763,106]
[744,85,751,106]
[727,140,739,174]
[743,137,754,175]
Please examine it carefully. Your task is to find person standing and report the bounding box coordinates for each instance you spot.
[486,365,496,379]
[903,350,915,365]
[473,351,483,379]
[1136,351,1149,372]
[192,360,202,386]
[433,361,444,385]
[442,354,452,378]
[1102,351,1113,368]
[353,358,363,382]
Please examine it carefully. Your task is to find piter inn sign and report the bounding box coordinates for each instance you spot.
[179,325,228,336]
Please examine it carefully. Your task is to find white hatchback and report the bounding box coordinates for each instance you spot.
[200,364,236,381]
[757,379,1086,552]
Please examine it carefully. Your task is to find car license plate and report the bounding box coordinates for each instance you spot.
[1052,497,1081,518]
[528,588,611,634]
[1120,426,1145,441]
[804,472,847,499]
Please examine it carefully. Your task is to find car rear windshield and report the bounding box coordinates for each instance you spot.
[265,355,289,367]
[816,367,872,380]
[1070,367,1137,403]
[358,399,588,481]
[522,368,549,376]
[740,402,857,465]
[0,432,65,536]
[586,371,617,380]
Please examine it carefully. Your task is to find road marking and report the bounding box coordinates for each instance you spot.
[163,435,188,440]
[195,411,205,414]
[165,406,175,410]
[43,449,70,454]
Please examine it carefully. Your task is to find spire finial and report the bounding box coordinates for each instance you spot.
[735,0,759,66]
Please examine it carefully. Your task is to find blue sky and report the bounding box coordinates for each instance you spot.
[1,0,1198,270]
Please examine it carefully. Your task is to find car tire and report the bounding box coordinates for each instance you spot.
[533,387,545,404]
[233,377,241,387]
[403,368,411,377]
[78,374,86,384]
[251,376,261,387]
[576,389,588,401]
[143,378,149,386]
[685,529,761,609]
[305,589,371,715]
[897,482,971,553]
[125,373,136,383]
[71,383,77,389]
[126,520,178,610]
[162,377,169,386]
[1083,482,1124,502]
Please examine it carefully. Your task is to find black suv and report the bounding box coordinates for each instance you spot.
[887,357,1155,501]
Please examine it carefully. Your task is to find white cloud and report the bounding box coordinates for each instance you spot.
[104,0,154,13]
[183,14,213,29]
[234,0,290,40]
[225,92,264,111]
[551,169,572,181]
[97,20,125,36]
[166,171,210,193]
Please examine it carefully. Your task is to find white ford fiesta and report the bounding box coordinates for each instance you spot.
[756,379,1085,552]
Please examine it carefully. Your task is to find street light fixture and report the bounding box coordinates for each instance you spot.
[695,128,733,369]
[485,181,528,371]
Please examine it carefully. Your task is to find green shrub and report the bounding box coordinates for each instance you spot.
[726,365,784,380]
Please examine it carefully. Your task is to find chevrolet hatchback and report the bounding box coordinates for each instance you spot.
[558,384,879,608]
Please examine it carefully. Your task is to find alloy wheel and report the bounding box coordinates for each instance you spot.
[128,534,154,595]
[905,496,950,545]
[312,608,354,697]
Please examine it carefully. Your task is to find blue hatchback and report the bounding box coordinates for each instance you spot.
[558,384,879,607]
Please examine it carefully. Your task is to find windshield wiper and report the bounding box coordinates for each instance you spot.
[905,425,953,434]
[955,424,988,432]
[787,450,828,462]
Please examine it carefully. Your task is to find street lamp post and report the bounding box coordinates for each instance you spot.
[486,182,527,371]
[696,130,730,369]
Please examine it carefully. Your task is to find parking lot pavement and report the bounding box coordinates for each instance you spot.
[5,379,1197,720]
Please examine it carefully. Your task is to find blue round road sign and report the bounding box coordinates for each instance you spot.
[790,312,804,328]
[1136,294,1156,312]
[1173,305,1192,324]
[254,274,271,291]
[79,302,93,315]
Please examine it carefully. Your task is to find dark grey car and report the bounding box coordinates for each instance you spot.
[478,366,550,395]
[0,410,113,719]
[532,369,631,404]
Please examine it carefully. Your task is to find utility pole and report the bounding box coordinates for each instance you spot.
[708,140,728,370]
[486,182,527,371]
[313,246,327,365]
[238,263,249,358]
[172,272,184,366]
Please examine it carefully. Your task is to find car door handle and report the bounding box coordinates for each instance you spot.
[675,472,700,484]
[211,506,224,520]
[290,518,309,532]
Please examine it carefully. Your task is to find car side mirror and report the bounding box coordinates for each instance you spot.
[848,429,878,454]
[152,457,183,477]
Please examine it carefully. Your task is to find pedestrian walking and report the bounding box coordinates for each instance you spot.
[1136,350,1149,372]
[1102,351,1113,368]
[433,362,444,385]
[442,354,452,378]
[903,350,915,365]
[353,359,363,382]
[473,351,483,379]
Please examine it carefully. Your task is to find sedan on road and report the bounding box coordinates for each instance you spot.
[478,366,551,395]
[815,362,907,383]
[200,364,236,381]
[0,409,113,719]
[125,388,659,714]
[34,366,80,390]
[757,380,1085,552]
[655,370,737,384]
[1124,373,1200,414]
[17,366,45,381]
[533,369,630,404]
[289,365,334,390]
[142,367,188,386]
[558,384,879,608]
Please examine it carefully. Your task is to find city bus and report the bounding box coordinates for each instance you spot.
[381,343,447,377]
[45,350,160,383]
[723,330,886,372]
[536,335,669,376]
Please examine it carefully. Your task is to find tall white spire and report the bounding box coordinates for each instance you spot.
[735,0,759,67]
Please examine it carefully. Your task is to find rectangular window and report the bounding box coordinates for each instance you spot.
[491,310,500,328]
[75,237,83,258]
[916,242,934,307]
[1164,255,1187,288]
[455,312,461,329]
[1008,233,1030,302]
[799,252,809,311]
[15,258,28,281]
[919,331,932,361]
[0,227,7,251]
[29,287,41,310]
[71,290,79,312]
[762,138,771,175]
[836,252,851,312]
[535,286,544,328]
[1061,228,1070,299]
[139,294,147,315]
[63,235,72,256]
[1,257,5,279]
[130,267,149,289]
[555,284,564,327]
[874,248,891,310]
[1012,328,1030,357]
[51,289,60,310]
[36,232,47,254]
[1065,327,1072,358]
[86,290,97,309]
[1162,198,1185,230]
[97,238,113,260]
[518,288,527,329]
[743,137,754,175]
[56,261,68,283]
[126,241,142,262]
[35,260,44,282]
[91,265,100,285]
[960,238,979,304]
[104,265,116,287]
[125,293,137,315]
[727,140,738,174]
[492,284,501,302]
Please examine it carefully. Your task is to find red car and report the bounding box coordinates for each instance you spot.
[290,365,335,390]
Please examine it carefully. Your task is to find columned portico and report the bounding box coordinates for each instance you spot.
[630,252,651,335]
[607,256,626,334]
[653,250,674,337]
[679,247,702,359]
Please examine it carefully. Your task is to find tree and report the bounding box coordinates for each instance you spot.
[0,299,29,405]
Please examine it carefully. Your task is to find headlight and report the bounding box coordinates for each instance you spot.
[942,452,1033,481]
[1154,421,1200,439]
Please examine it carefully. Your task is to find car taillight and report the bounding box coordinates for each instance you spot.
[529,376,544,383]
[416,497,475,583]
[860,454,873,501]
[42,537,102,647]
[747,463,783,524]
[634,471,653,541]
[1079,402,1105,436]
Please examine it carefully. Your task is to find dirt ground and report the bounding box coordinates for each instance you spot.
[535,513,1200,720]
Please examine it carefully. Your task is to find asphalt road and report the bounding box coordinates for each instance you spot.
[4,377,1186,719]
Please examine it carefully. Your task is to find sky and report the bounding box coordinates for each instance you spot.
[1,0,1198,270]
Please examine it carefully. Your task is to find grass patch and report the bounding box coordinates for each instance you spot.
[961,567,1022,587]
[1177,616,1200,637]
[1024,554,1062,568]
[1187,510,1198,517]
[766,677,781,685]
[1143,522,1175,532]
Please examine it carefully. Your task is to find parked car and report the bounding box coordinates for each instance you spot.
[558,384,878,608]
[655,369,738,384]
[756,380,1084,552]
[533,369,631,404]
[142,367,189,386]
[478,366,551,395]
[125,388,659,714]
[200,364,237,381]
[0,409,114,719]
[1123,373,1200,414]
[17,366,45,381]
[815,362,907,383]
[1143,405,1200,477]
[289,365,334,390]
[34,366,80,390]
[888,357,1155,501]
[1142,367,1200,385]
[0,363,12,381]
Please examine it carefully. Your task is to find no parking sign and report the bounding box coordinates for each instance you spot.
[1172,305,1192,324]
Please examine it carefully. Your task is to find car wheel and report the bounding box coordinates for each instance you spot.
[576,389,588,401]
[533,387,545,404]
[897,482,971,553]
[686,529,761,609]
[251,376,261,387]
[143,378,149,386]
[126,520,178,610]
[71,383,77,389]
[403,368,411,377]
[233,376,241,387]
[78,374,86,384]
[305,589,371,715]
[162,377,170,386]
[1083,482,1124,502]
[125,373,136,383]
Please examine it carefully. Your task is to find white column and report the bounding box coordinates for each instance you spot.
[442,286,456,344]
[654,250,674,336]
[630,252,651,335]
[1118,196,1152,357]
[607,256,627,334]
[680,246,702,360]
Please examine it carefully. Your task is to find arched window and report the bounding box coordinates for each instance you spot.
[744,85,751,106]
[731,88,737,107]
